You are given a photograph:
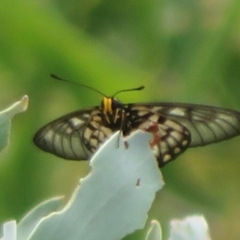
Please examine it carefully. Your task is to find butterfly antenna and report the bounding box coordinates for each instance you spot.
[50,74,106,97]
[113,85,145,97]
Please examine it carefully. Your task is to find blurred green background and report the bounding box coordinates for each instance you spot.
[1,0,240,239]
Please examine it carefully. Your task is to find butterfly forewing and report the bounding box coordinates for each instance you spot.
[33,107,111,160]
[129,103,240,148]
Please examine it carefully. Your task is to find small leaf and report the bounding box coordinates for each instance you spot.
[169,215,212,240]
[18,197,64,240]
[145,219,162,240]
[27,130,164,240]
[0,220,17,240]
[0,95,28,151]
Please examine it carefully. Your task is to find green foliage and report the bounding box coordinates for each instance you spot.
[0,0,240,239]
[28,131,162,240]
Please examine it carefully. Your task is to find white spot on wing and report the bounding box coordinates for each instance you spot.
[66,128,73,134]
[69,118,84,129]
[151,106,163,112]
[169,108,185,116]
[84,128,92,139]
[166,120,184,132]
[163,154,171,162]
[152,145,159,156]
[137,110,150,116]
[182,140,189,146]
[167,136,176,147]
[170,131,182,141]
[45,130,54,141]
[148,115,159,122]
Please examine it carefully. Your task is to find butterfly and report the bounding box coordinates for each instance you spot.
[33,75,240,167]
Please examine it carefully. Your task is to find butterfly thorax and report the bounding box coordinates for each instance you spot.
[101,97,127,131]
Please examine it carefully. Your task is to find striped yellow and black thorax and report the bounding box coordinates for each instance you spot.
[101,97,126,129]
[100,97,158,135]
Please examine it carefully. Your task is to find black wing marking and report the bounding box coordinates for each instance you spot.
[131,102,240,148]
[33,107,110,160]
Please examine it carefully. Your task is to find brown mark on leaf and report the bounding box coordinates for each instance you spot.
[124,141,129,149]
[136,178,141,187]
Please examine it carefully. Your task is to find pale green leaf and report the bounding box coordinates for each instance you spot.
[145,220,162,240]
[18,197,64,240]
[27,130,164,240]
[169,215,212,240]
[0,95,28,151]
[0,220,17,240]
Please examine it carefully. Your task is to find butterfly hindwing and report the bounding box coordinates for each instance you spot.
[138,116,191,167]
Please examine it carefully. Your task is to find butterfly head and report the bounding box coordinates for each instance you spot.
[100,86,145,125]
[50,74,144,125]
